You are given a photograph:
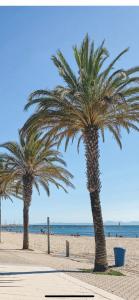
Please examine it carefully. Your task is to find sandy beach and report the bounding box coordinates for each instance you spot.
[0,232,138,300]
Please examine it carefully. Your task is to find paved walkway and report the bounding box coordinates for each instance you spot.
[0,265,124,300]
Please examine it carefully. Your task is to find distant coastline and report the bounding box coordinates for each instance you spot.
[2,221,139,226]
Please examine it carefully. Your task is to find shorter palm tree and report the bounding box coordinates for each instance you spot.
[0,132,74,249]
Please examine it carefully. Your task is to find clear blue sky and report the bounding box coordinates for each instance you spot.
[0,6,139,224]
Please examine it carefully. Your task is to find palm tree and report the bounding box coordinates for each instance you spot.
[0,132,74,250]
[0,161,22,242]
[22,35,139,271]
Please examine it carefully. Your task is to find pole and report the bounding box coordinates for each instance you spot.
[66,240,69,257]
[47,217,50,254]
[0,199,1,243]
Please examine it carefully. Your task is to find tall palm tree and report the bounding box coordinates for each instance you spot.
[0,132,74,250]
[22,35,139,271]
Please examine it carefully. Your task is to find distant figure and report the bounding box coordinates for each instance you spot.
[40,228,45,234]
[74,233,80,237]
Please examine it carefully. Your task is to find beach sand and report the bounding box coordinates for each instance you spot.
[0,232,139,300]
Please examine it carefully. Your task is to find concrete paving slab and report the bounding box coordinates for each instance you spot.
[0,265,124,300]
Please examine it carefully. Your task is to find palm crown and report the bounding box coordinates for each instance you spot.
[0,132,74,196]
[24,35,139,148]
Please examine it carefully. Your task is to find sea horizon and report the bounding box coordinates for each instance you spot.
[2,223,139,238]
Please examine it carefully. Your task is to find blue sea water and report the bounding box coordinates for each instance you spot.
[2,224,139,238]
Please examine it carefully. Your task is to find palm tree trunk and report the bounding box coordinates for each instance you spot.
[23,175,33,250]
[23,201,29,249]
[84,126,108,272]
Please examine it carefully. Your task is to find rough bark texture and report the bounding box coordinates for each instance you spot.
[84,125,108,272]
[23,175,33,250]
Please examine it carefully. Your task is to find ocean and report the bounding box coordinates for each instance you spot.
[2,224,139,238]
